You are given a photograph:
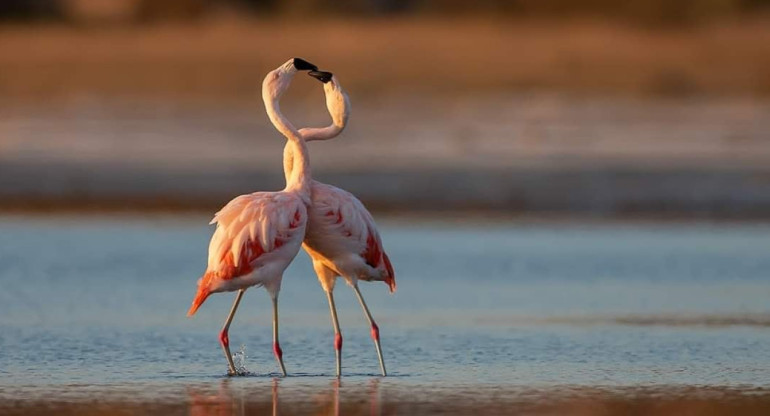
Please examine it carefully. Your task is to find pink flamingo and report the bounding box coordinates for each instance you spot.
[186,58,320,376]
[294,72,396,377]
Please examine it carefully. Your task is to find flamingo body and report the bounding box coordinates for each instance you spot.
[285,73,395,376]
[303,181,395,293]
[186,57,321,376]
[188,192,307,315]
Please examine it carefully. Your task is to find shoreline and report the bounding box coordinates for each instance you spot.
[3,163,770,219]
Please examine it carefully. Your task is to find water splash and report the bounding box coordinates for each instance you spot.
[232,344,248,376]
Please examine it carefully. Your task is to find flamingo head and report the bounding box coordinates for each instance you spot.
[262,57,318,101]
[309,71,350,128]
[309,70,333,84]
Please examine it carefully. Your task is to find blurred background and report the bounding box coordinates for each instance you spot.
[4,3,770,413]
[1,0,769,217]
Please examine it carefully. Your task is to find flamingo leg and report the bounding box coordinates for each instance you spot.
[271,295,287,376]
[352,283,387,376]
[220,289,245,375]
[326,290,343,377]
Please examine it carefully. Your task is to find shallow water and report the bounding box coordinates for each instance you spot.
[1,215,770,413]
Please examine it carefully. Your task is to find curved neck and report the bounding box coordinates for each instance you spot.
[284,82,349,181]
[264,93,311,197]
[282,123,344,185]
[299,123,345,142]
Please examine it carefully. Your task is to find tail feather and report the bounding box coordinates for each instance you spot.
[382,253,396,293]
[187,277,212,317]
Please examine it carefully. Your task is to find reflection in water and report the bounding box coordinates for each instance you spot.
[327,379,340,416]
[369,378,381,416]
[186,378,382,416]
[187,379,243,416]
[272,378,278,416]
[5,380,770,415]
[177,379,770,416]
[307,379,339,416]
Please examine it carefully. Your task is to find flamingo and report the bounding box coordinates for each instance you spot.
[290,71,396,377]
[186,57,320,376]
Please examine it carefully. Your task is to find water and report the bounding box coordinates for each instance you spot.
[2,215,770,413]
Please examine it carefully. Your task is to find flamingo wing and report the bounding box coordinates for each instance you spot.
[188,192,305,315]
[309,183,396,292]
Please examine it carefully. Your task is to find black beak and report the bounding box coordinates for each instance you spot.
[308,70,333,84]
[293,58,318,71]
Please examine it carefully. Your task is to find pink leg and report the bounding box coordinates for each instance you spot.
[326,290,343,377]
[271,294,287,376]
[220,289,245,375]
[352,284,386,376]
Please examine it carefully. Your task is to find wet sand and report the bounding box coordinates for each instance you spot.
[3,383,770,416]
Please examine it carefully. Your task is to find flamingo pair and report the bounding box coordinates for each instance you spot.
[187,58,395,378]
